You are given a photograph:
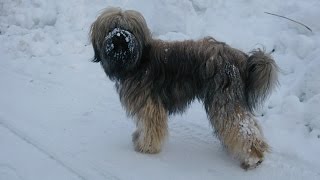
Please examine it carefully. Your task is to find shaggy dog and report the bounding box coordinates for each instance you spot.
[90,7,278,170]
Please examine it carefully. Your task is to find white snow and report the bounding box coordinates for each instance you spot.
[1,0,320,180]
[125,37,129,43]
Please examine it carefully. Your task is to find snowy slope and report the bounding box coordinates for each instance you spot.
[1,0,320,179]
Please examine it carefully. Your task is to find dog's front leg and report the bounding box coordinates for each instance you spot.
[132,97,168,154]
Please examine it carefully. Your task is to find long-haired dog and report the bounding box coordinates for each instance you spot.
[90,7,278,170]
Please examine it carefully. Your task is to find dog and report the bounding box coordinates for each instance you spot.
[90,7,278,170]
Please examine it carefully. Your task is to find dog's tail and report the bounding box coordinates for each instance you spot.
[245,49,279,112]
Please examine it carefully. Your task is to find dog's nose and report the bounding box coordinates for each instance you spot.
[112,34,128,51]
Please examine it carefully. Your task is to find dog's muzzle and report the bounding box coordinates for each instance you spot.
[104,28,140,63]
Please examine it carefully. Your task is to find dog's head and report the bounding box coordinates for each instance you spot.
[90,7,151,79]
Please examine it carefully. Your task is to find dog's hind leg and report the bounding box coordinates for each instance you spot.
[204,62,269,170]
[132,97,168,154]
[206,103,269,170]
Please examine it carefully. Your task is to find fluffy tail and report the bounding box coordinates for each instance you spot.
[245,49,279,112]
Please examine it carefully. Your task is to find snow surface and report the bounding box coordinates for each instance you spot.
[1,0,320,179]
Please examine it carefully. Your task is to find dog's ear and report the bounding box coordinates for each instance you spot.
[90,21,101,63]
[92,41,101,63]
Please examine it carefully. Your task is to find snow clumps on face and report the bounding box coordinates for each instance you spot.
[104,28,136,56]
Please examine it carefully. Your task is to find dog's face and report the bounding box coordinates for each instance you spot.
[90,8,151,79]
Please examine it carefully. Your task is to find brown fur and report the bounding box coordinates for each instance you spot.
[132,96,168,153]
[90,7,279,169]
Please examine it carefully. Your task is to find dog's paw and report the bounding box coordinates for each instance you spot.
[134,142,161,154]
[239,140,268,170]
[132,130,161,154]
[240,156,263,170]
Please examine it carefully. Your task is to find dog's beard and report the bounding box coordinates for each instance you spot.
[103,28,141,68]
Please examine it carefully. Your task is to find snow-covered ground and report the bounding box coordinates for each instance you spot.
[1,0,320,179]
